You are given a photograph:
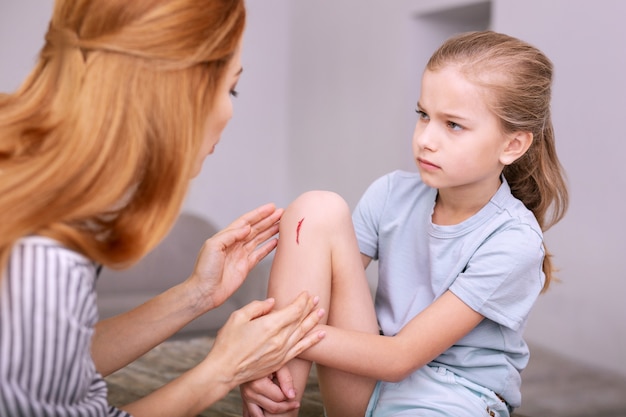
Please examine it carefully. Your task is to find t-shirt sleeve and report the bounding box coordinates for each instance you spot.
[0,239,132,417]
[352,174,391,260]
[449,223,545,331]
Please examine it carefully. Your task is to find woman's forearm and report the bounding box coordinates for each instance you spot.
[121,293,325,417]
[92,281,205,376]
[120,356,233,417]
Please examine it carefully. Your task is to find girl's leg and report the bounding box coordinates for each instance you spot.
[266,191,379,417]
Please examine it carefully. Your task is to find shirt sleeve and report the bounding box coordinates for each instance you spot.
[0,238,132,417]
[352,174,391,260]
[449,223,545,331]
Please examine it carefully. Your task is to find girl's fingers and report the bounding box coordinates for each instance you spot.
[245,402,268,417]
[247,376,288,403]
[274,366,296,400]
[242,377,301,415]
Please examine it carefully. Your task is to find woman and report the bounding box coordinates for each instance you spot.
[0,0,325,416]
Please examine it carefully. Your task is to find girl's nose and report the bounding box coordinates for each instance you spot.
[413,121,436,152]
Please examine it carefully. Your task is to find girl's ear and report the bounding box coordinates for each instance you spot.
[500,131,533,166]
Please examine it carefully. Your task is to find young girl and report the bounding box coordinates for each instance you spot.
[241,31,569,417]
[0,1,325,416]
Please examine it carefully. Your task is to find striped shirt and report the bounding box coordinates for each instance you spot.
[0,236,131,417]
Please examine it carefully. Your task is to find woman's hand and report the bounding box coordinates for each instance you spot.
[119,293,325,417]
[186,203,283,313]
[204,292,325,389]
[241,366,300,417]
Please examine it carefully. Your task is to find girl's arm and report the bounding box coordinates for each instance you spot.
[301,290,483,382]
[240,289,482,416]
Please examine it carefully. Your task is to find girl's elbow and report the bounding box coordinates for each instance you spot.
[382,363,414,382]
[380,339,423,382]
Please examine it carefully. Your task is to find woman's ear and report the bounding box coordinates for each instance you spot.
[500,131,533,166]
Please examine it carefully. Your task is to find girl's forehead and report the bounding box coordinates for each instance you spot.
[419,67,501,127]
[421,68,486,106]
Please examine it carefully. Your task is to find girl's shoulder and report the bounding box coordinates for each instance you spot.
[491,178,542,232]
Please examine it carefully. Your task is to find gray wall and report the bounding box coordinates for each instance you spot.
[2,0,625,376]
[492,0,626,375]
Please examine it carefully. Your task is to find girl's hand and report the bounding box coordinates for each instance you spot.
[187,203,283,312]
[241,366,300,417]
[205,292,325,389]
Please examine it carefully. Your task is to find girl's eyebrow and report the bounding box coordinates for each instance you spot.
[418,101,469,121]
[441,111,469,121]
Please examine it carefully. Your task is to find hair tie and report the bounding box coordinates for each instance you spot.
[42,24,86,63]
[41,24,87,99]
[46,25,80,48]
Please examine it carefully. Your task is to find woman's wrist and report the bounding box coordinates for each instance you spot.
[198,349,239,394]
[179,276,217,317]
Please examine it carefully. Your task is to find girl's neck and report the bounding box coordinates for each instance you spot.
[432,178,501,226]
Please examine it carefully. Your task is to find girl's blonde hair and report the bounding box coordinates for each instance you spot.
[0,0,245,272]
[427,31,569,291]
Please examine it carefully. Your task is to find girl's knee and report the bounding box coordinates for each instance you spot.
[283,191,352,234]
[288,191,351,218]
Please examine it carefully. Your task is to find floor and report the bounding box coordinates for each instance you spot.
[514,344,626,417]
[105,337,626,417]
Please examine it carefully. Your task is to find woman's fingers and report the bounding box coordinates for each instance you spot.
[206,204,281,264]
[248,237,279,266]
[208,292,325,387]
[246,208,283,240]
[227,203,280,232]
[230,298,277,322]
[283,323,326,362]
[203,224,251,253]
[230,205,283,254]
[245,222,280,252]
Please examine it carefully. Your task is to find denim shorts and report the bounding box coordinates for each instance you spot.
[364,365,511,417]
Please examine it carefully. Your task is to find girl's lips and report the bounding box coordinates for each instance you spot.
[417,157,440,170]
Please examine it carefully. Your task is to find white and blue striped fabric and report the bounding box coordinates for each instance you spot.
[0,236,130,417]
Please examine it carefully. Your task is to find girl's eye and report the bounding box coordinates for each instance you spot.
[447,121,463,131]
[415,109,429,121]
[230,89,239,98]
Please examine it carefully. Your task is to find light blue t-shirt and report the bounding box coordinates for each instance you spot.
[352,170,545,408]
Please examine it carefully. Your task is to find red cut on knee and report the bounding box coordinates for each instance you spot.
[296,217,305,244]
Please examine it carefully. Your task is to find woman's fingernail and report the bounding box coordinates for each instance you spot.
[317,308,325,317]
[313,295,320,305]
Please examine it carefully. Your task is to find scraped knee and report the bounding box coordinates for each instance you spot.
[285,190,352,232]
